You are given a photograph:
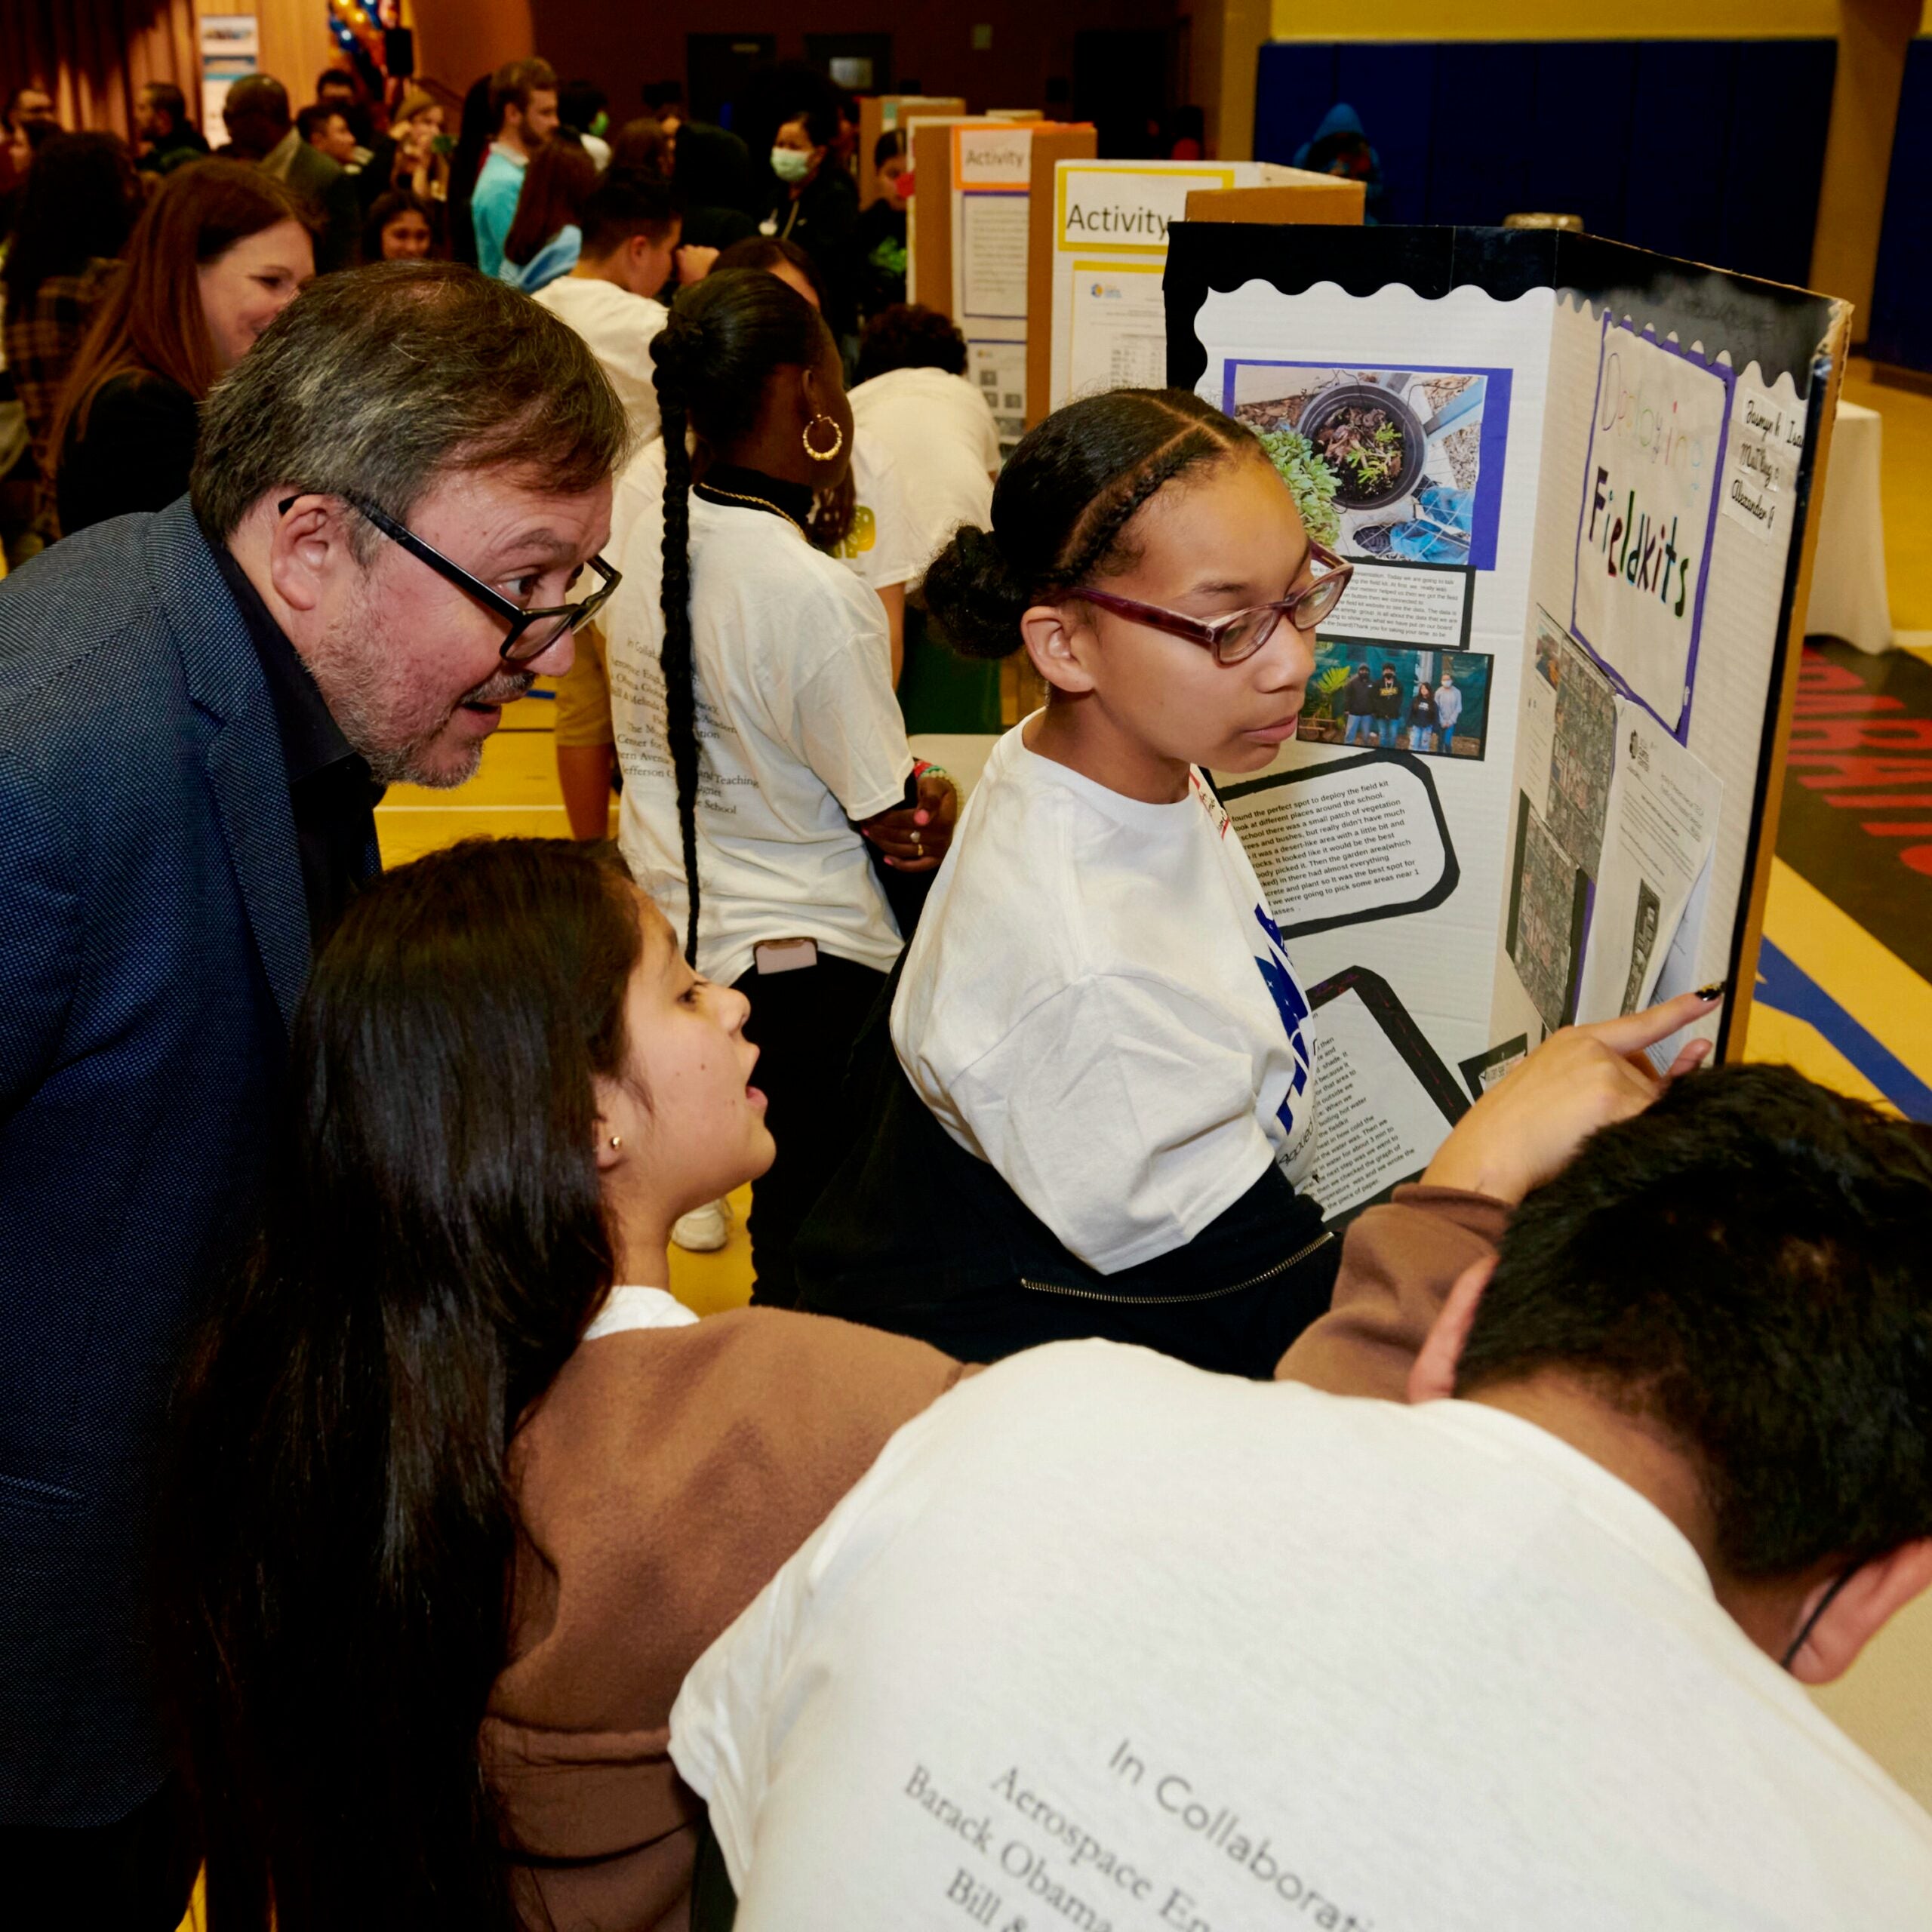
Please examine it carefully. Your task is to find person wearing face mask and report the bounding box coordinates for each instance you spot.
[758,89,860,343]
[0,263,626,1923]
[49,161,315,537]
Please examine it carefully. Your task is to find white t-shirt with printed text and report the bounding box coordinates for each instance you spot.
[604,457,913,986]
[672,1341,1932,1932]
[892,723,1318,1274]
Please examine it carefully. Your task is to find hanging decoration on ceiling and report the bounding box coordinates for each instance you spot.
[326,0,389,97]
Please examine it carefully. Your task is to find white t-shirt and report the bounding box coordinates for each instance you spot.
[672,1342,1932,1932]
[892,724,1318,1274]
[605,454,914,986]
[531,276,670,448]
[580,1283,697,1341]
[829,433,922,595]
[849,366,1000,578]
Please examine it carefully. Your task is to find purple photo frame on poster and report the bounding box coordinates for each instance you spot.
[1567,313,1735,745]
[1220,360,1513,572]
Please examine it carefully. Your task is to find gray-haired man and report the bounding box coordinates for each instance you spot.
[0,262,626,1924]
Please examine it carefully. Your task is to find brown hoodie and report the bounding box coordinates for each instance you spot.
[483,1184,1507,1929]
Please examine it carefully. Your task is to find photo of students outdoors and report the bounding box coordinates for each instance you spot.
[1302,640,1493,759]
[1225,362,1509,569]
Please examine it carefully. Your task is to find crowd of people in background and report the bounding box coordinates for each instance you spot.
[0,54,931,566]
[3,45,1931,1932]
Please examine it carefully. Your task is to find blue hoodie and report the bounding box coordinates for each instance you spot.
[1294,102,1385,222]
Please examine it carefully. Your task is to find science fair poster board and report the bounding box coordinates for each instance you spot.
[910,119,1097,457]
[1164,223,1848,1223]
[1047,162,1342,414]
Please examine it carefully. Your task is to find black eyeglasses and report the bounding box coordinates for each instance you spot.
[276,493,621,663]
[1072,540,1355,667]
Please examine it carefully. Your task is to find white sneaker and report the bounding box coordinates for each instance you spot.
[672,1198,732,1253]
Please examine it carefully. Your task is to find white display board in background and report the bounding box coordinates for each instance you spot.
[1047,161,1297,411]
[198,13,259,137]
[952,124,1034,456]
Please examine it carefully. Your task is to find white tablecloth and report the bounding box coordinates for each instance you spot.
[1804,398,1893,654]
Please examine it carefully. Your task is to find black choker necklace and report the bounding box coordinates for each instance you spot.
[694,463,814,539]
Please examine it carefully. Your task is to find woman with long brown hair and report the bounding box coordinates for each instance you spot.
[51,158,312,535]
[497,138,597,294]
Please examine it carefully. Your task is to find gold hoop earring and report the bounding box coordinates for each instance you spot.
[802,414,844,463]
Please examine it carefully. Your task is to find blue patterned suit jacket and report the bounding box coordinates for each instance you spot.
[0,499,335,1824]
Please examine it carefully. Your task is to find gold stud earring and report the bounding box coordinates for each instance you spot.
[802,413,844,462]
[608,1134,623,1150]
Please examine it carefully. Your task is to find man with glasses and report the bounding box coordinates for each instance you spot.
[0,261,625,1927]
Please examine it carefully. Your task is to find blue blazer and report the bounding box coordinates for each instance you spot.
[0,500,329,1825]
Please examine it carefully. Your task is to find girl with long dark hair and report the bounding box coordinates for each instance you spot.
[601,267,954,1300]
[155,836,1690,1930]
[796,389,1358,1375]
[157,837,967,1931]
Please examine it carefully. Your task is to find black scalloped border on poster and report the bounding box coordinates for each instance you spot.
[1164,224,1839,405]
[1218,749,1460,940]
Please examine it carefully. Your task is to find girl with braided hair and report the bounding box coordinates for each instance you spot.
[601,267,955,1302]
[797,386,1358,1375]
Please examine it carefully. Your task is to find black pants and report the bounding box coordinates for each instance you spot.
[2,1775,200,1931]
[736,950,891,1307]
[851,1233,1343,1379]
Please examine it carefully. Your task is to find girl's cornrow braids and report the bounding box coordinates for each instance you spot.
[1046,398,1253,592]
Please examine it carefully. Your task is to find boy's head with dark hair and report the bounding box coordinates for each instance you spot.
[855,303,967,384]
[1455,1064,1932,1586]
[576,168,681,297]
[297,104,354,164]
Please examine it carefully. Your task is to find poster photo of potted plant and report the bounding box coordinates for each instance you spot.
[1223,363,1512,571]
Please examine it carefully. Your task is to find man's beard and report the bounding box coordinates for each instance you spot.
[306,600,534,789]
[361,665,535,788]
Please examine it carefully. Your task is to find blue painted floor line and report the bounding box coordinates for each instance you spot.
[1755,940,1932,1121]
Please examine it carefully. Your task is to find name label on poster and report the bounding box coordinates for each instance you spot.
[1718,379,1805,544]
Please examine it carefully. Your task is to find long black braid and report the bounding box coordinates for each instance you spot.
[920,388,1257,660]
[648,269,831,964]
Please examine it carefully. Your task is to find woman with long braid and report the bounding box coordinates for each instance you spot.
[601,269,955,1303]
[798,388,1358,1375]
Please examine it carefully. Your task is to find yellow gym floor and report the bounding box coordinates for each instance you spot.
[162,361,1932,1922]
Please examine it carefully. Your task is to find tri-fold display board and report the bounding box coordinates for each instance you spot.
[906,118,1097,457]
[1165,225,1848,1223]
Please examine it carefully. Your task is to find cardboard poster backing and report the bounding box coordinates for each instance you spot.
[1184,175,1366,226]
